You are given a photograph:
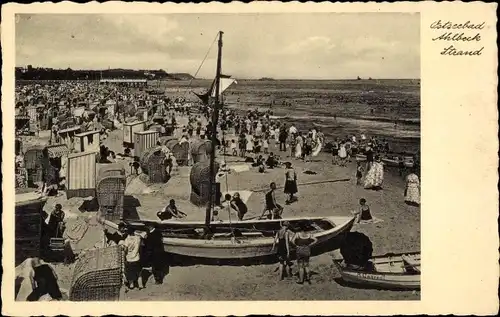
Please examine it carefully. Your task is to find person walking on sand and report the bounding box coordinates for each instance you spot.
[404,169,420,206]
[284,162,298,204]
[292,227,318,284]
[275,221,293,280]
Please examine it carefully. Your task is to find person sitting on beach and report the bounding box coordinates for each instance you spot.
[266,152,279,169]
[42,204,66,239]
[351,198,373,223]
[157,199,187,221]
[252,154,265,170]
[261,182,284,219]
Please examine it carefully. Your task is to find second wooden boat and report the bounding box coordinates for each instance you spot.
[333,251,420,290]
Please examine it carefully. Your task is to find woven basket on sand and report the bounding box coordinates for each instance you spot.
[69,245,125,301]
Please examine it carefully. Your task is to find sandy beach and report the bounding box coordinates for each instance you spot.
[30,120,420,300]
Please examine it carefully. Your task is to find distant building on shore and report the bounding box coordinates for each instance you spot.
[99,78,147,87]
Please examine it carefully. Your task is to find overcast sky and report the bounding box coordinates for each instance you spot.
[16,13,420,79]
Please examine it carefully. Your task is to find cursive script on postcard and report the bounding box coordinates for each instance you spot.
[430,20,485,56]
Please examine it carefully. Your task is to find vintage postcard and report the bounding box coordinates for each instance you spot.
[1,1,498,316]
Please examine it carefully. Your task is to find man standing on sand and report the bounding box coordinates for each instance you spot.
[143,224,165,285]
[279,126,288,152]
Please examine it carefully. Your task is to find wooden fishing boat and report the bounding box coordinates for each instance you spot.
[403,156,415,168]
[333,251,420,290]
[381,156,402,167]
[102,216,355,262]
[355,154,367,162]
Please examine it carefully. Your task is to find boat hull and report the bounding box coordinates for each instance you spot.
[333,252,421,290]
[163,216,355,263]
[102,216,355,264]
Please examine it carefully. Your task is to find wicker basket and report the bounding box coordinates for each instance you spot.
[69,245,125,301]
[96,176,125,221]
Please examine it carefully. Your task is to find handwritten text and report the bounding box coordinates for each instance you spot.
[430,20,485,56]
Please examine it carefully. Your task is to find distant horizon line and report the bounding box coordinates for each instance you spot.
[15,66,420,81]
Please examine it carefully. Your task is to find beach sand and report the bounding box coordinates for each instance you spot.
[37,125,420,301]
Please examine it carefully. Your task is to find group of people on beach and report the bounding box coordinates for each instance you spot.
[15,79,420,297]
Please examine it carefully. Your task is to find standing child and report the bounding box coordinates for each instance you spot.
[230,139,238,156]
[263,137,269,154]
[356,161,364,185]
[253,136,261,155]
[246,134,253,156]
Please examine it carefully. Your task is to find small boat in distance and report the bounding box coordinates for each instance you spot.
[333,251,421,290]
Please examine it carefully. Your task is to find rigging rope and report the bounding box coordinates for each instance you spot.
[182,33,219,100]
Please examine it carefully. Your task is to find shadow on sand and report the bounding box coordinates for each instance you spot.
[123,195,142,219]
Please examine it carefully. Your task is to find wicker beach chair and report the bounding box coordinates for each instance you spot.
[172,142,189,166]
[164,138,178,151]
[96,175,126,222]
[189,161,220,206]
[140,148,167,183]
[24,146,45,187]
[99,164,126,179]
[69,245,125,301]
[158,136,176,146]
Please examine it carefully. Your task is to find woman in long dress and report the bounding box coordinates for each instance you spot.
[294,134,303,159]
[364,156,384,190]
[404,170,420,206]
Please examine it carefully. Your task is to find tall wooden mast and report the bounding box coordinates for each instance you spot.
[205,31,224,229]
